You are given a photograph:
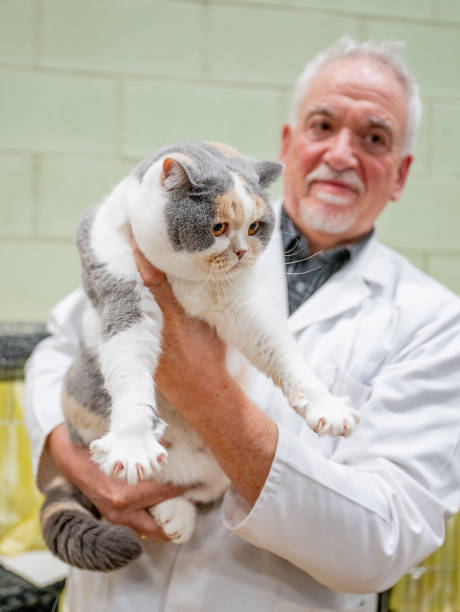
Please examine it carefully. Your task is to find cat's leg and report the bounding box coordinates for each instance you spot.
[215,296,359,437]
[87,292,168,484]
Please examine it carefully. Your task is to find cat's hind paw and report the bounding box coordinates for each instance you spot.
[90,432,168,485]
[150,497,196,544]
[305,395,359,437]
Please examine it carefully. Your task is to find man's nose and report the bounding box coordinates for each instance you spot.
[322,129,357,172]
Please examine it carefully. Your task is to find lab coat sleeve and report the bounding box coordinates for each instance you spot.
[222,299,460,594]
[24,290,86,486]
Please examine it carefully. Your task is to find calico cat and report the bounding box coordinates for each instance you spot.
[40,141,359,572]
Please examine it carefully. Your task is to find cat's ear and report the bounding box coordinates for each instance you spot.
[161,157,192,191]
[254,161,284,189]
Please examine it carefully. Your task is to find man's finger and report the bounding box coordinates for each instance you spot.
[111,509,170,541]
[130,232,166,288]
[130,232,184,314]
[103,478,185,512]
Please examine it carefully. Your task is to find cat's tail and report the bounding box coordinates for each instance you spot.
[40,476,142,572]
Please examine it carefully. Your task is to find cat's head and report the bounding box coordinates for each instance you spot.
[130,142,283,281]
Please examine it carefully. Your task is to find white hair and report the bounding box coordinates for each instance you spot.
[289,37,422,155]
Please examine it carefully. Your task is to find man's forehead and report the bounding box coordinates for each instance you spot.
[298,57,408,131]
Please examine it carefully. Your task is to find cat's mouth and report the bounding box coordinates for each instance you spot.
[207,252,250,276]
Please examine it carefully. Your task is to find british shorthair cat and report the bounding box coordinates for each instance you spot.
[40,141,358,571]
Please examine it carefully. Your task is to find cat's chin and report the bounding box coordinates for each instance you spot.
[209,262,252,281]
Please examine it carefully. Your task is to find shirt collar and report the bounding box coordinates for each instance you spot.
[280,206,373,264]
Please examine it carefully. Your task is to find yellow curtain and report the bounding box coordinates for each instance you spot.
[0,380,45,555]
[390,514,460,611]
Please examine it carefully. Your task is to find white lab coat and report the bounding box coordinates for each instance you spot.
[24,222,460,612]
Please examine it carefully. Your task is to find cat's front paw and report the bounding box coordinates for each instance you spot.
[290,392,359,437]
[90,432,168,485]
[150,497,196,544]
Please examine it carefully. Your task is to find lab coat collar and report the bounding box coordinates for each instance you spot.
[267,201,393,332]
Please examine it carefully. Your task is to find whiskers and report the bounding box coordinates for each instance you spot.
[285,247,325,276]
[283,236,300,256]
[177,255,247,309]
[208,256,254,314]
[178,268,213,301]
[285,264,324,276]
[210,259,229,313]
[285,250,324,266]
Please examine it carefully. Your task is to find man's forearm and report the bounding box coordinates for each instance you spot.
[168,377,278,507]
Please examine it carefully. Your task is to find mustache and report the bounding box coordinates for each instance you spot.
[305,166,365,194]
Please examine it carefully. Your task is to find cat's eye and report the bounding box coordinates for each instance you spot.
[248,221,260,236]
[212,222,228,237]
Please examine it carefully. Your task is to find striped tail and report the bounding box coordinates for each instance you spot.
[40,477,142,572]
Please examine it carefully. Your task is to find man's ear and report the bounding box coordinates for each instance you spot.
[279,124,292,163]
[390,155,413,201]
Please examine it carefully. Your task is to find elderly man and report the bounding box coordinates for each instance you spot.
[25,38,460,612]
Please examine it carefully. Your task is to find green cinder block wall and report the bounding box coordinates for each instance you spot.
[1,0,459,321]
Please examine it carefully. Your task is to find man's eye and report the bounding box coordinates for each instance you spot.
[307,120,333,139]
[310,121,330,132]
[365,132,388,151]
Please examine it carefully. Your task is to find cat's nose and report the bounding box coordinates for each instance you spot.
[236,249,247,261]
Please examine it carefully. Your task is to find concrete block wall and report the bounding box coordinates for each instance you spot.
[1,0,459,321]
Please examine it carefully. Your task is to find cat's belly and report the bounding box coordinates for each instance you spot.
[156,395,228,497]
[63,352,228,502]
[156,437,225,488]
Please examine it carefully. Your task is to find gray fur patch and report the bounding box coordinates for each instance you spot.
[255,206,275,248]
[66,421,86,446]
[151,413,164,435]
[132,141,281,253]
[76,206,142,338]
[65,345,111,418]
[42,482,98,516]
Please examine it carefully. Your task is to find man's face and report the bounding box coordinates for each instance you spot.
[280,57,413,247]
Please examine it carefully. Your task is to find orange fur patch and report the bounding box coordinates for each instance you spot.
[253,194,269,219]
[205,141,240,158]
[215,191,245,225]
[170,152,196,168]
[62,390,108,438]
[41,500,91,524]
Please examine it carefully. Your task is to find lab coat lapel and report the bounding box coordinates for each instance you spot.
[287,265,369,333]
[286,233,380,334]
[263,202,384,333]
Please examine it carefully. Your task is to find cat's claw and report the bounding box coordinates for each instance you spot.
[290,392,359,437]
[307,395,359,437]
[150,498,196,544]
[90,433,168,485]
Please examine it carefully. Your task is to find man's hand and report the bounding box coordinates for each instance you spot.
[47,424,183,540]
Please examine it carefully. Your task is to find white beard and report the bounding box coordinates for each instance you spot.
[300,193,360,234]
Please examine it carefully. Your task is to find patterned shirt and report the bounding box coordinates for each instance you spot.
[281,207,372,315]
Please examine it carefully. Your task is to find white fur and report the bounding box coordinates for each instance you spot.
[89,289,167,485]
[91,176,139,280]
[150,497,196,543]
[84,157,359,542]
